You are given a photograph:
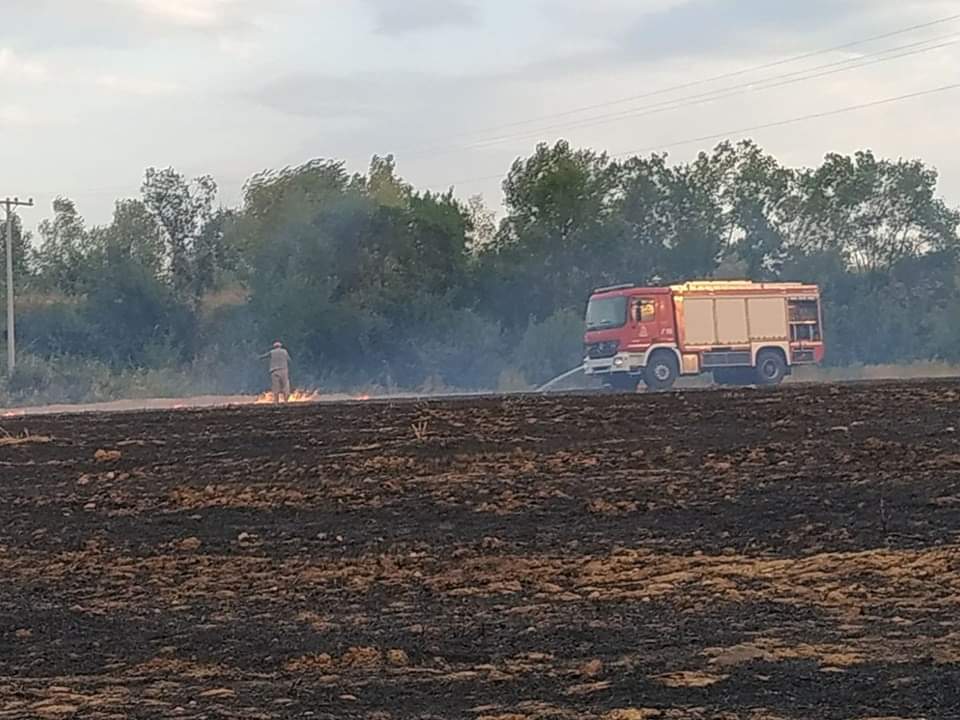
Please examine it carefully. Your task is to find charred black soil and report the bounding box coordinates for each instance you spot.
[2,380,960,719]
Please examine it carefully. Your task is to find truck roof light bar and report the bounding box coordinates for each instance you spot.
[592,283,635,294]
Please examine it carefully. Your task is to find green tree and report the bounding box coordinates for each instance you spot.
[486,140,622,326]
[229,159,353,282]
[96,199,165,276]
[465,194,496,254]
[9,141,960,404]
[34,198,90,294]
[83,261,194,367]
[224,156,475,384]
[720,140,796,278]
[617,149,730,282]
[617,152,674,282]
[366,154,410,208]
[789,151,959,272]
[0,211,32,293]
[658,146,732,280]
[141,167,218,303]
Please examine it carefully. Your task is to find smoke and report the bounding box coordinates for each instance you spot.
[6,360,960,417]
[788,361,960,384]
[0,390,379,417]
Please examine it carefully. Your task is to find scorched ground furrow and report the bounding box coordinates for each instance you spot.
[1,380,960,719]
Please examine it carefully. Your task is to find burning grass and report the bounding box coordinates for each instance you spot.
[253,388,323,404]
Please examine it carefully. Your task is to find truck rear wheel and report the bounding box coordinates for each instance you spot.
[644,352,678,391]
[755,349,787,386]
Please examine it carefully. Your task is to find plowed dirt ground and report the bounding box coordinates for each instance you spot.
[2,380,960,719]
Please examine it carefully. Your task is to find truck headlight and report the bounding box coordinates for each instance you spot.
[613,357,625,367]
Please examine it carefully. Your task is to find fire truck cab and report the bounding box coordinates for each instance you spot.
[583,280,824,391]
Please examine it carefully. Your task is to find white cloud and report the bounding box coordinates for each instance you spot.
[0,48,48,80]
[120,0,241,28]
[0,0,956,229]
[0,105,38,127]
[217,35,260,59]
[358,0,479,34]
[96,74,181,96]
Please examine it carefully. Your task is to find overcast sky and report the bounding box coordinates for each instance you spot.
[0,0,958,229]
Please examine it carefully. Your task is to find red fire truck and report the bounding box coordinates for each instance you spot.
[583,280,824,391]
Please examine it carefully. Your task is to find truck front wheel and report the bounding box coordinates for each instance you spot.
[755,349,787,386]
[644,352,678,391]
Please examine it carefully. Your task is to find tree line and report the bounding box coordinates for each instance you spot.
[3,139,959,402]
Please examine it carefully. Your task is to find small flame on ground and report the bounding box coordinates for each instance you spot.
[0,390,374,416]
[254,389,322,405]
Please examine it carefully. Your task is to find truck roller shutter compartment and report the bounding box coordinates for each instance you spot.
[716,298,749,344]
[684,298,716,345]
[747,297,788,341]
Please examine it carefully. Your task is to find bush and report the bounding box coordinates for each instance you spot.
[3,354,114,405]
[0,353,216,407]
[17,301,96,357]
[510,309,586,386]
[404,306,506,390]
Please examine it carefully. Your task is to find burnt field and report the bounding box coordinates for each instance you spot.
[2,381,960,719]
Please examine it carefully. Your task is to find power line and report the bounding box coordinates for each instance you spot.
[16,15,960,207]
[436,83,960,189]
[15,57,960,210]
[468,36,959,150]
[408,33,959,158]
[21,81,960,212]
[396,11,960,152]
[613,83,960,157]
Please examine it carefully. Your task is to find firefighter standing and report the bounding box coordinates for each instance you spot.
[261,342,291,403]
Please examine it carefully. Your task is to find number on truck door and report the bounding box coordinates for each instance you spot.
[632,299,655,323]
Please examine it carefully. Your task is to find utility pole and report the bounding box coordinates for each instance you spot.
[4,197,33,377]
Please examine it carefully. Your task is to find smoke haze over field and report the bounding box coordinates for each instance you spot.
[0,1,957,228]
[0,3,959,408]
[5,362,960,417]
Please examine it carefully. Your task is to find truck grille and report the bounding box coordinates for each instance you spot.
[586,341,619,359]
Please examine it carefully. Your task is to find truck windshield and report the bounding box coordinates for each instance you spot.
[586,296,628,330]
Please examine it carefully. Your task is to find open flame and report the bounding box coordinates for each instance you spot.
[0,389,374,416]
[253,389,322,405]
